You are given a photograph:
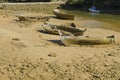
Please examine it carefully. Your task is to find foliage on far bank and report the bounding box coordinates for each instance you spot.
[0,0,120,8]
[0,0,52,2]
[66,0,84,5]
[66,0,120,8]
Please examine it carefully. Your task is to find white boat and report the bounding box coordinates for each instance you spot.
[89,8,100,13]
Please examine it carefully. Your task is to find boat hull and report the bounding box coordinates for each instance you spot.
[42,23,86,36]
[89,8,100,13]
[17,15,51,21]
[57,26,86,36]
[53,9,75,20]
[61,36,115,45]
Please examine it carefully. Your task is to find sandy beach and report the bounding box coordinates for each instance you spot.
[0,9,120,80]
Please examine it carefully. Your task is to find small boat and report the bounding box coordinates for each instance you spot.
[59,33,115,45]
[17,15,29,21]
[16,15,51,21]
[42,22,87,36]
[57,25,87,36]
[41,23,59,35]
[53,9,75,20]
[89,8,100,13]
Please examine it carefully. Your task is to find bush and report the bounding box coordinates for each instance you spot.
[66,0,120,7]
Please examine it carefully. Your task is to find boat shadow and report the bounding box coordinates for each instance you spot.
[52,16,72,20]
[37,30,59,35]
[47,40,100,47]
[47,40,63,46]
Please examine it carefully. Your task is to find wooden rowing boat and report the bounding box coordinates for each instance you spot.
[57,25,87,36]
[42,23,75,35]
[42,22,87,36]
[53,9,75,20]
[59,33,115,45]
[16,15,51,21]
[41,23,59,35]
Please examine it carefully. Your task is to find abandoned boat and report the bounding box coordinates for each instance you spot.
[16,15,51,21]
[53,9,75,20]
[42,22,87,36]
[59,34,115,45]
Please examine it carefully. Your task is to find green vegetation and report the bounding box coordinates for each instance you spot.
[0,0,119,8]
[0,0,52,2]
[66,0,120,8]
[0,0,8,2]
[66,0,84,5]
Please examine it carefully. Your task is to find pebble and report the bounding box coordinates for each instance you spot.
[48,52,57,57]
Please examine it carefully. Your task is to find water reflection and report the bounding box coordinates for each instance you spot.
[89,13,100,17]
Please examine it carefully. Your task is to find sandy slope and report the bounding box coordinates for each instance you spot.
[0,10,120,80]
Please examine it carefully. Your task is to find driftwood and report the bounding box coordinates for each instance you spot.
[42,22,87,36]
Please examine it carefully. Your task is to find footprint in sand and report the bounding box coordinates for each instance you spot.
[12,38,20,41]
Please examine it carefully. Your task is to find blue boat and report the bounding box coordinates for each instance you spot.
[89,8,100,13]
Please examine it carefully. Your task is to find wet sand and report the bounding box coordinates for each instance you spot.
[0,10,120,80]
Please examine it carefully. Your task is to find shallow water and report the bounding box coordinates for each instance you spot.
[27,9,120,32]
[61,10,120,32]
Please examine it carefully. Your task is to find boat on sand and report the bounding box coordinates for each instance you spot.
[16,15,51,21]
[42,22,87,36]
[59,31,115,45]
[53,9,75,20]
